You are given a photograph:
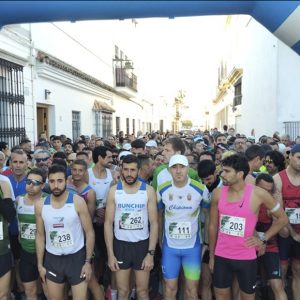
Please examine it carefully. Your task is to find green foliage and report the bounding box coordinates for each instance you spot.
[181,120,193,129]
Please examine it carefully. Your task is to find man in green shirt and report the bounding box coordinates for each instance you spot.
[152,137,199,191]
[17,168,46,300]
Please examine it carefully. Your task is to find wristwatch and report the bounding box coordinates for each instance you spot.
[147,250,155,256]
[85,257,93,264]
[258,232,267,245]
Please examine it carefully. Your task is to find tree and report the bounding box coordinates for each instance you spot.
[181,120,193,129]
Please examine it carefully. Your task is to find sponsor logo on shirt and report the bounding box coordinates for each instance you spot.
[169,205,193,210]
[53,217,64,228]
[117,203,145,209]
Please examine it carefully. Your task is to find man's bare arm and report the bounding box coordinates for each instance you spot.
[146,185,158,252]
[35,199,46,282]
[86,189,96,219]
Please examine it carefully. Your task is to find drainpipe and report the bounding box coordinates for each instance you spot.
[28,24,36,144]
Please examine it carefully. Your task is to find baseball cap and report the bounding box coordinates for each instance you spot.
[146,140,157,148]
[118,151,132,160]
[168,154,189,168]
[193,136,203,143]
[122,143,132,151]
[290,144,300,154]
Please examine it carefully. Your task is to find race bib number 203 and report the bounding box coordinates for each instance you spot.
[220,214,245,237]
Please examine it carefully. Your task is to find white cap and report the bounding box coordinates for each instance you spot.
[122,143,132,151]
[118,151,132,160]
[137,135,144,139]
[278,143,286,153]
[168,154,189,168]
[146,140,157,148]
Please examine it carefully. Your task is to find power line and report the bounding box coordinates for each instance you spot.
[51,23,111,68]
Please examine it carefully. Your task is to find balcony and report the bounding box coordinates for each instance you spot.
[114,67,137,98]
[233,94,242,107]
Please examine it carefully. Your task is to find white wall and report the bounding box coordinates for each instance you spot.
[277,40,300,134]
[236,19,279,138]
[31,22,113,86]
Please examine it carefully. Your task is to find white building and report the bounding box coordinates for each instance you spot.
[211,15,300,140]
[0,20,158,146]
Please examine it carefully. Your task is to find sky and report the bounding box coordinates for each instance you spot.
[119,16,226,114]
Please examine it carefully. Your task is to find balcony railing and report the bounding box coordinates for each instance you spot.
[115,68,137,92]
[233,94,242,106]
[284,121,300,141]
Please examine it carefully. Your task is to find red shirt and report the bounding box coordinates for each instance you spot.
[279,169,300,234]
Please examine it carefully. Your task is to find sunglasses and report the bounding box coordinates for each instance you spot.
[35,157,49,162]
[264,159,273,164]
[25,179,43,186]
[235,141,246,145]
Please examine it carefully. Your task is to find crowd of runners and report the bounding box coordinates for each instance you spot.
[0,126,299,300]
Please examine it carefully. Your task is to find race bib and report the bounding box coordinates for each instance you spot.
[0,222,3,240]
[220,214,245,237]
[20,223,36,240]
[96,199,105,209]
[168,221,192,239]
[119,211,143,230]
[49,230,74,248]
[285,208,300,224]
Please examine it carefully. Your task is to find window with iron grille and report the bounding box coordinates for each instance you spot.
[160,120,164,133]
[132,119,135,136]
[116,116,120,135]
[72,111,81,142]
[102,112,112,138]
[94,111,112,138]
[126,118,130,135]
[233,79,242,106]
[0,58,25,147]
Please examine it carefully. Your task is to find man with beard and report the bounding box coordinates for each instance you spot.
[63,141,73,156]
[70,159,104,300]
[255,173,287,300]
[35,164,95,300]
[209,154,288,300]
[233,136,247,153]
[33,150,52,175]
[104,155,158,300]
[88,146,113,285]
[197,159,223,300]
[273,144,300,300]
